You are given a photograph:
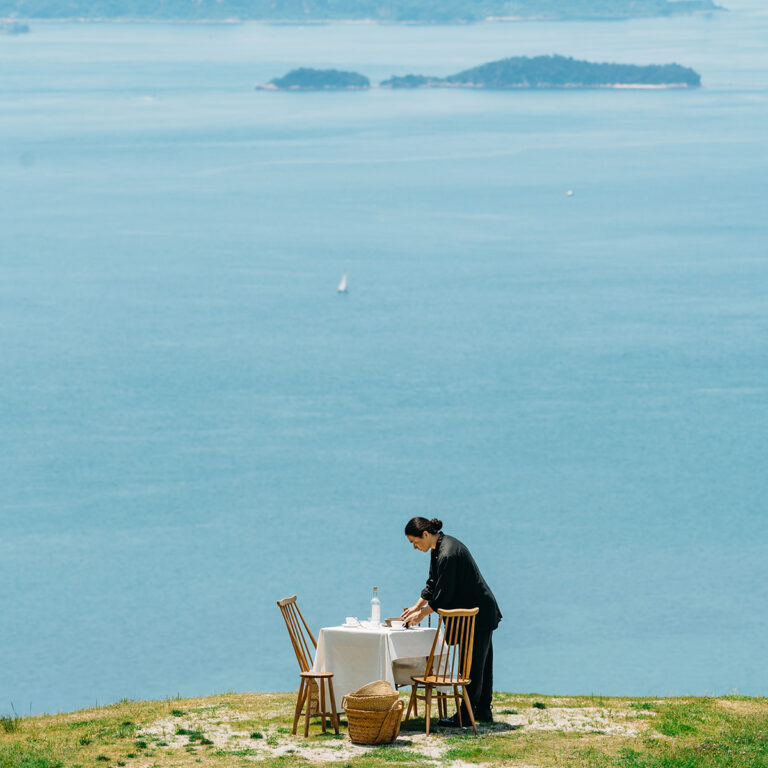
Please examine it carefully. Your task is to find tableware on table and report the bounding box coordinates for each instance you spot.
[344,617,360,627]
[389,620,405,630]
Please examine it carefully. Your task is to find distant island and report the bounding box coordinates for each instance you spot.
[259,56,701,92]
[381,55,702,89]
[255,68,371,91]
[0,0,722,22]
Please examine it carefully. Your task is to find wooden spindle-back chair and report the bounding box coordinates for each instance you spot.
[403,607,479,736]
[277,595,339,737]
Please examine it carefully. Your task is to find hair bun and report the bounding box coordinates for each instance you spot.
[429,518,443,533]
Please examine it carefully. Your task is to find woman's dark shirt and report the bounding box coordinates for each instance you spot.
[420,533,502,631]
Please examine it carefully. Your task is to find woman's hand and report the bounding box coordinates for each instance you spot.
[401,602,431,627]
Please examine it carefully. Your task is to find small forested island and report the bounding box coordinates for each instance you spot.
[255,68,370,91]
[381,55,702,89]
[0,0,721,22]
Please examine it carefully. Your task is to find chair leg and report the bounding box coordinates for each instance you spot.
[404,685,417,725]
[453,685,463,727]
[304,679,312,737]
[292,678,306,736]
[327,677,339,735]
[409,684,418,717]
[319,678,327,733]
[460,686,478,735]
[425,685,433,737]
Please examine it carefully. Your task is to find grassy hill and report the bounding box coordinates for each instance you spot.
[3,691,768,768]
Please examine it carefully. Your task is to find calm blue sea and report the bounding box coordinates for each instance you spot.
[1,3,767,715]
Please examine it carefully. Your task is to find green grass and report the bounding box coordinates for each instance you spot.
[653,698,717,737]
[0,717,22,735]
[618,713,768,766]
[444,738,486,763]
[0,742,64,768]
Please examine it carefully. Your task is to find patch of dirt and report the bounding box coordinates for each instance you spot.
[496,707,649,736]
[717,699,768,715]
[136,703,644,764]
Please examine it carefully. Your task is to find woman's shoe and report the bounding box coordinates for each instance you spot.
[437,713,462,727]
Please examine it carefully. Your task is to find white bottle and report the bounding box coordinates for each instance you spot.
[370,586,381,626]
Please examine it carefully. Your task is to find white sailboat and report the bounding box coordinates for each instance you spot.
[337,274,348,293]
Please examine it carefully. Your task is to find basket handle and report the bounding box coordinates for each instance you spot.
[341,696,348,710]
[376,699,404,742]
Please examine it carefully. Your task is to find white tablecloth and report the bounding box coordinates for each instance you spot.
[312,625,437,710]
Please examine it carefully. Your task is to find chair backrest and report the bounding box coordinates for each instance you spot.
[277,595,317,673]
[424,607,479,683]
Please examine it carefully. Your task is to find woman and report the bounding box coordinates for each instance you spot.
[401,517,502,726]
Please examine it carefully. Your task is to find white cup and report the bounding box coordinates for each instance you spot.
[345,617,358,625]
[390,620,405,630]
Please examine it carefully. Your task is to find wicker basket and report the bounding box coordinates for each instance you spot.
[342,680,399,712]
[344,700,404,745]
